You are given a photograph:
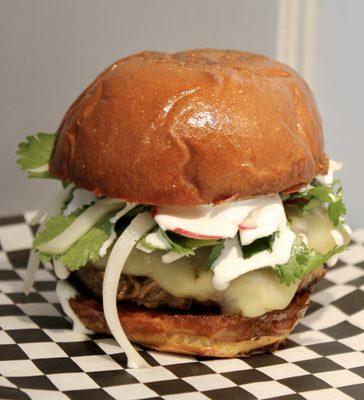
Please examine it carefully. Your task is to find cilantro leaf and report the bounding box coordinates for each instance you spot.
[175,237,220,249]
[59,215,113,270]
[33,207,115,270]
[328,200,347,226]
[138,229,220,257]
[275,238,347,286]
[241,233,277,259]
[159,231,194,256]
[206,240,225,269]
[287,181,346,226]
[17,133,56,179]
[159,231,195,256]
[33,214,77,249]
[159,231,221,256]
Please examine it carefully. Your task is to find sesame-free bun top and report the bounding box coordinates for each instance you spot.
[50,49,327,205]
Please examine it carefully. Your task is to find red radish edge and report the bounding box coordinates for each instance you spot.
[173,228,223,240]
[151,207,158,217]
[238,223,257,229]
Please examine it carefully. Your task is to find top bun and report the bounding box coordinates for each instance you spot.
[50,49,327,205]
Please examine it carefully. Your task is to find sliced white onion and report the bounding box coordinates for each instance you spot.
[110,204,136,224]
[99,230,117,258]
[63,188,97,217]
[98,203,136,258]
[135,243,154,253]
[162,251,185,264]
[144,229,171,250]
[327,228,345,267]
[53,257,70,280]
[37,198,123,255]
[23,183,75,294]
[23,186,74,292]
[28,164,49,173]
[103,212,156,368]
[342,223,352,237]
[22,248,40,294]
[30,183,75,226]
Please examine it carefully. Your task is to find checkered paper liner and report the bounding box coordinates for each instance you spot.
[0,213,363,400]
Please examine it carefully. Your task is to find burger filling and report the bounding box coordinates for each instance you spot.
[18,134,351,365]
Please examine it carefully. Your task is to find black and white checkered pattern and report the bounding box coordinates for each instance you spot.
[0,212,363,400]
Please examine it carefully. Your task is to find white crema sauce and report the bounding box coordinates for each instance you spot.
[154,194,296,290]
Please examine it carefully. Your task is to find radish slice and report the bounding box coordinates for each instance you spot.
[238,223,257,229]
[22,248,40,294]
[103,212,156,368]
[37,198,123,255]
[173,228,223,240]
[30,183,75,226]
[154,195,279,239]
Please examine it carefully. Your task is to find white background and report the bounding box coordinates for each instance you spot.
[0,0,363,226]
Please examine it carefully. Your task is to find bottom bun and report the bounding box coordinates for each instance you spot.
[69,290,311,358]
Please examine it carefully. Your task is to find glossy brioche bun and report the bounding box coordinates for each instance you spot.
[69,290,310,358]
[50,49,327,206]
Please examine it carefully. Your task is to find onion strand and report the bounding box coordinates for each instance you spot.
[103,212,156,368]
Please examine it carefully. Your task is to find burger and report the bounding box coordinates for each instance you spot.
[17,49,351,368]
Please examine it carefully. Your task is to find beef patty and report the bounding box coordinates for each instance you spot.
[74,265,326,313]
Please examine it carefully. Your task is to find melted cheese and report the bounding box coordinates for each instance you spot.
[116,205,350,319]
[286,206,350,254]
[122,247,298,318]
